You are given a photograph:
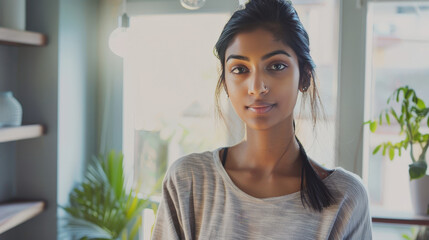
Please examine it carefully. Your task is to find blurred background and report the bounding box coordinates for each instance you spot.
[0,0,428,239]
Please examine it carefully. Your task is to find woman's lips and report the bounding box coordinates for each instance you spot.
[247,104,275,114]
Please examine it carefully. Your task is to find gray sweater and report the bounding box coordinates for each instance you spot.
[151,148,373,240]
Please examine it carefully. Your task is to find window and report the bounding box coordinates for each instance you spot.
[364,2,429,239]
[124,13,231,196]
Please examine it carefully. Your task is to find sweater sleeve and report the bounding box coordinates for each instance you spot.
[327,171,373,240]
[343,185,373,240]
[151,169,184,240]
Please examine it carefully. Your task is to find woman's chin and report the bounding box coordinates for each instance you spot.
[245,120,277,131]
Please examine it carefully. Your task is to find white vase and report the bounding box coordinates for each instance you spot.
[0,91,22,127]
[410,174,429,215]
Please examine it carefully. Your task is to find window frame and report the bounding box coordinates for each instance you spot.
[338,0,429,186]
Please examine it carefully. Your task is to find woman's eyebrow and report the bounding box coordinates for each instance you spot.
[226,50,291,62]
[226,55,249,62]
[261,50,291,60]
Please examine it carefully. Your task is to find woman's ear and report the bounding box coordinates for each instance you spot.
[299,66,311,92]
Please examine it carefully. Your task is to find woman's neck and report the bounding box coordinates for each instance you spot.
[231,119,302,177]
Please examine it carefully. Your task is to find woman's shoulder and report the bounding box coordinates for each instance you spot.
[326,167,369,201]
[163,148,219,182]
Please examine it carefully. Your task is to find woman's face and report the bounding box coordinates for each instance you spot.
[224,28,300,131]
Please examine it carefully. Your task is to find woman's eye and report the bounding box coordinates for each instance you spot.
[231,66,248,74]
[268,63,287,71]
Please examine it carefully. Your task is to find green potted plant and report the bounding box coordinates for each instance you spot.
[365,85,429,215]
[60,150,159,240]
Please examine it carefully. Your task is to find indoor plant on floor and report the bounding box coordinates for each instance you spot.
[365,85,429,215]
[60,150,160,240]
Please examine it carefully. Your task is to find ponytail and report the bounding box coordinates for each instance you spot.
[294,120,335,212]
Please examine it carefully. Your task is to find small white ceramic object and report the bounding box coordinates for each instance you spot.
[0,91,23,127]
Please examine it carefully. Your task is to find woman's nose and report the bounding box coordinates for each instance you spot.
[248,71,269,96]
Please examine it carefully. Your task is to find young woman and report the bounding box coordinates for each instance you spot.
[151,0,372,239]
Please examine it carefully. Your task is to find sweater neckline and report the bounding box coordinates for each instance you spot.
[212,147,341,203]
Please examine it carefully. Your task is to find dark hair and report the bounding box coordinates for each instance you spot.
[213,0,334,212]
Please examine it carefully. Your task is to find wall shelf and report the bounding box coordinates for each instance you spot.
[0,125,45,143]
[0,201,45,234]
[0,27,47,46]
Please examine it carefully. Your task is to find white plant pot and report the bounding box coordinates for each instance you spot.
[410,174,429,216]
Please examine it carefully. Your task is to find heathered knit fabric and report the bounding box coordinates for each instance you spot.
[151,147,373,240]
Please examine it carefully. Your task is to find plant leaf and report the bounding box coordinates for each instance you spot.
[60,217,112,239]
[121,230,127,240]
[126,195,139,220]
[402,234,412,240]
[422,134,429,143]
[61,150,154,240]
[389,147,395,160]
[151,202,158,216]
[370,121,377,132]
[129,216,142,240]
[372,145,382,155]
[405,87,412,100]
[401,104,406,116]
[396,88,401,102]
[385,112,390,125]
[390,108,399,122]
[412,90,418,103]
[417,98,426,109]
